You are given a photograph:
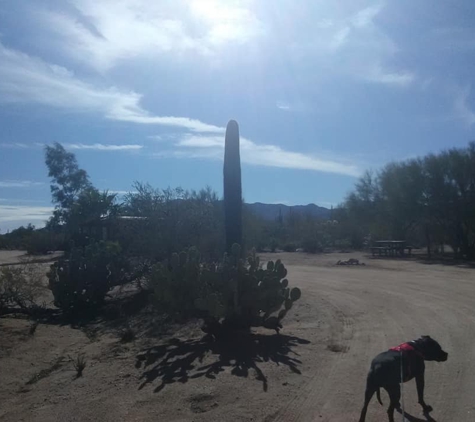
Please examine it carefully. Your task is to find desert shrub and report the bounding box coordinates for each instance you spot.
[147,247,202,318]
[255,241,267,253]
[147,244,302,335]
[47,241,126,314]
[335,238,352,250]
[72,354,87,377]
[301,237,323,254]
[29,321,39,336]
[0,225,65,253]
[283,243,297,252]
[0,265,45,313]
[120,323,136,343]
[122,185,225,262]
[26,230,64,255]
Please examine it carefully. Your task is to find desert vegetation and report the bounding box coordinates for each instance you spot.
[2,121,475,322]
[2,121,475,421]
[1,120,304,337]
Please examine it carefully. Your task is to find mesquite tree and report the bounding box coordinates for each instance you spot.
[223,120,243,253]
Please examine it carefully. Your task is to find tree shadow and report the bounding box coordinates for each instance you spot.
[135,332,310,393]
[367,253,475,269]
[414,255,475,269]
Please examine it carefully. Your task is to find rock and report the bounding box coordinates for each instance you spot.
[336,258,365,266]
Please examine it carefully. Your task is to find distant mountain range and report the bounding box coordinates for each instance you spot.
[245,202,331,221]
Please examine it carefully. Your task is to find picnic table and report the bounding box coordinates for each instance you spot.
[370,240,413,257]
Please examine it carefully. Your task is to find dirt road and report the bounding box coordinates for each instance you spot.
[1,251,474,421]
[269,252,475,422]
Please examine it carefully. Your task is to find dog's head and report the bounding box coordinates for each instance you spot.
[413,335,448,362]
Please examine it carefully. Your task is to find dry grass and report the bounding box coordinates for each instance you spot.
[72,354,87,378]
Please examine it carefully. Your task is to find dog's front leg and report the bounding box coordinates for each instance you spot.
[415,373,433,413]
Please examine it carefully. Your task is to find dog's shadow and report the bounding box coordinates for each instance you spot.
[397,408,437,422]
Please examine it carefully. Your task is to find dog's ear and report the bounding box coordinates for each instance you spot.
[421,335,431,339]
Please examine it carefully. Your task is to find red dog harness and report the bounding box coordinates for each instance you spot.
[390,342,424,382]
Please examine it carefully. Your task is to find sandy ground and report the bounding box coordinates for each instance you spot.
[1,251,474,421]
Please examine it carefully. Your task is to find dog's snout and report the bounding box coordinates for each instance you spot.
[439,352,448,362]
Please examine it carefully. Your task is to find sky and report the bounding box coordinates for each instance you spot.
[0,0,475,231]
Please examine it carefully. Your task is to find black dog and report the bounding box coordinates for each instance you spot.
[359,336,448,422]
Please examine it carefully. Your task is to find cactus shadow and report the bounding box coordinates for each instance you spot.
[135,332,310,393]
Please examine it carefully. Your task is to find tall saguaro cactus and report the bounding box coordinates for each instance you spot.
[223,120,242,253]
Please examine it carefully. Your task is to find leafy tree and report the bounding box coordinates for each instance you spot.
[44,143,119,239]
[45,143,92,227]
[122,183,224,260]
[341,142,475,258]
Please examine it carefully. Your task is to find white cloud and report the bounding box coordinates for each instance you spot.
[240,139,360,176]
[177,135,223,148]
[112,112,224,132]
[0,41,223,133]
[0,180,45,188]
[0,205,53,232]
[351,4,383,29]
[107,190,137,195]
[275,100,311,113]
[276,101,291,111]
[65,143,143,151]
[453,86,475,126]
[0,143,29,149]
[35,0,262,72]
[366,65,415,87]
[342,5,414,87]
[0,198,46,203]
[286,2,414,87]
[330,27,351,50]
[27,1,411,90]
[164,134,360,177]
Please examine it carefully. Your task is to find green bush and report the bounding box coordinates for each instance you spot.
[47,241,125,314]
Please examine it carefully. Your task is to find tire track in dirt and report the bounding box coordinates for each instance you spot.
[272,288,357,422]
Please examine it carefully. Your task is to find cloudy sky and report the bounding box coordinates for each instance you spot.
[1,0,474,231]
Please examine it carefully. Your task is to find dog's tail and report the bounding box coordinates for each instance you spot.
[376,388,383,405]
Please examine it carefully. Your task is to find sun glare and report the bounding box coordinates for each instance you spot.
[189,0,256,44]
[190,0,235,22]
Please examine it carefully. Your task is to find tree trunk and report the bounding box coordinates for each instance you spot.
[425,224,432,259]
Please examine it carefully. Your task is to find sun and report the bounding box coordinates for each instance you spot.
[189,0,257,45]
[190,0,236,22]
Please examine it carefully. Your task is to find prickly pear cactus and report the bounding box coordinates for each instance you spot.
[148,247,202,316]
[196,247,302,334]
[148,245,302,334]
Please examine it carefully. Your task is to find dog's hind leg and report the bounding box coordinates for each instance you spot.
[358,382,377,422]
[384,384,401,422]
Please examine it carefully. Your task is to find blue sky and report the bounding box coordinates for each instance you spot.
[1,0,475,231]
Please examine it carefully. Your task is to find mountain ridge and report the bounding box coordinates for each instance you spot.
[245,202,331,220]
